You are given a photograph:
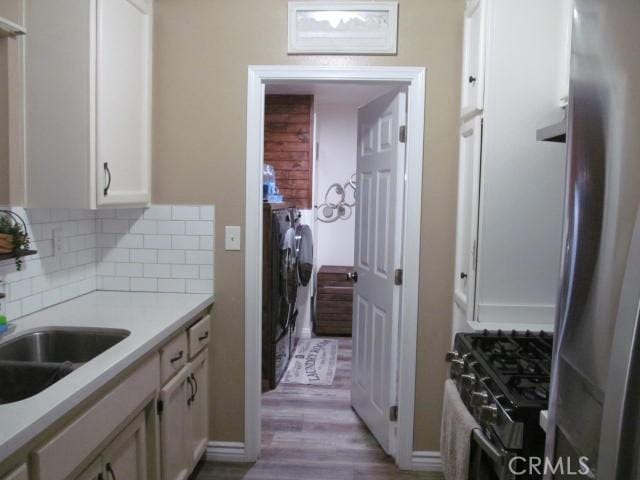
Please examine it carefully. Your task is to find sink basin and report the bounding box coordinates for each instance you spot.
[0,327,130,404]
[0,327,130,364]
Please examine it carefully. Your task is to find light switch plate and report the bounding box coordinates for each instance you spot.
[225,226,241,251]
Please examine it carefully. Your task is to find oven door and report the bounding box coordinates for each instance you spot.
[469,430,517,480]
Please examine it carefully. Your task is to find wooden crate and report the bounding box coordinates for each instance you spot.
[314,265,354,336]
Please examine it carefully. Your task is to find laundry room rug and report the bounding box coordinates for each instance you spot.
[282,338,339,386]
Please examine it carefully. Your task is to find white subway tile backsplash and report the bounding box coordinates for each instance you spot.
[131,277,157,292]
[131,249,158,264]
[129,219,157,235]
[199,236,214,251]
[97,233,117,248]
[171,265,199,279]
[102,276,130,291]
[115,208,145,220]
[144,235,172,249]
[186,250,213,265]
[158,278,185,293]
[101,219,130,234]
[199,265,213,280]
[0,205,214,319]
[186,279,212,294]
[144,205,172,220]
[200,206,214,221]
[117,234,144,249]
[144,264,171,278]
[172,235,200,250]
[158,249,185,265]
[101,248,130,263]
[97,205,214,294]
[116,263,143,277]
[185,221,213,236]
[97,262,116,276]
[157,221,186,235]
[172,206,200,221]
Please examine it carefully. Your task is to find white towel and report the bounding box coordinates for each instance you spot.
[441,379,480,480]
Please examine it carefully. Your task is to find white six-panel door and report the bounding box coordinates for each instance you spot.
[351,90,406,454]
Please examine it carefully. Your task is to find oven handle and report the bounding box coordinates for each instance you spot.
[472,429,506,466]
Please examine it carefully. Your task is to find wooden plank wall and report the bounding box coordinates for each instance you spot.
[264,95,313,209]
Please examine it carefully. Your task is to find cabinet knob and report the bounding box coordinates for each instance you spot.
[479,404,499,425]
[460,272,468,280]
[469,75,477,84]
[470,390,489,407]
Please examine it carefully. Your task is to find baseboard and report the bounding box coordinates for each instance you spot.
[205,441,250,463]
[409,451,442,472]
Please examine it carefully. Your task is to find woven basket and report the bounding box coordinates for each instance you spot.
[0,233,14,253]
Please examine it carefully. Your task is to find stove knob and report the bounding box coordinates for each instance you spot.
[479,404,499,425]
[460,373,476,389]
[445,350,459,362]
[470,390,489,407]
[450,358,464,376]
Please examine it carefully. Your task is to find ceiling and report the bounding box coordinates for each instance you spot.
[265,82,401,107]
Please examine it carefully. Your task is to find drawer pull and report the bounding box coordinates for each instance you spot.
[191,373,198,400]
[170,350,184,364]
[186,376,194,406]
[198,331,209,342]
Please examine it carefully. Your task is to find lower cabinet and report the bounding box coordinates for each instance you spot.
[159,365,192,480]
[159,348,209,480]
[189,351,209,466]
[75,412,147,480]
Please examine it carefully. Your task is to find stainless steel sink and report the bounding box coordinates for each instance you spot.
[0,327,130,364]
[0,327,130,404]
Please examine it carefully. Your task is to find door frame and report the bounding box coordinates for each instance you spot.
[244,65,426,469]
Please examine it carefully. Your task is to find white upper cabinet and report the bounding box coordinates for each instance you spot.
[460,0,487,118]
[452,0,569,334]
[25,0,152,209]
[452,117,482,335]
[557,0,573,106]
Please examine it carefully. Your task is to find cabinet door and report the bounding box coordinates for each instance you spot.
[460,0,487,117]
[102,412,147,480]
[188,350,209,468]
[96,0,152,206]
[74,459,103,480]
[558,0,573,106]
[453,117,482,327]
[159,365,192,480]
[2,464,29,480]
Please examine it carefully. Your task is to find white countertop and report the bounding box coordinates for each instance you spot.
[0,291,214,462]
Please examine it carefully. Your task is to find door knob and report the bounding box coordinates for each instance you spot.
[346,271,358,283]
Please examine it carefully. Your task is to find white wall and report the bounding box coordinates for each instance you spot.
[314,103,358,269]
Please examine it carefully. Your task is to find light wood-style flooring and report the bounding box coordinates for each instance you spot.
[192,338,443,480]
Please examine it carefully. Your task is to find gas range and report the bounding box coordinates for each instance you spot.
[447,330,553,454]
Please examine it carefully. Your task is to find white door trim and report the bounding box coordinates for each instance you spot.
[244,65,426,469]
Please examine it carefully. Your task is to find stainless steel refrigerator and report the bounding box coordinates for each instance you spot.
[545,0,640,478]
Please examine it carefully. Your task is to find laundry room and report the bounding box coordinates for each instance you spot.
[259,81,408,461]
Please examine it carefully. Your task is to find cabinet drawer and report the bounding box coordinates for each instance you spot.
[188,315,210,358]
[160,332,188,384]
[32,355,160,480]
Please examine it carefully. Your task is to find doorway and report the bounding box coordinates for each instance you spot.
[244,66,426,470]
